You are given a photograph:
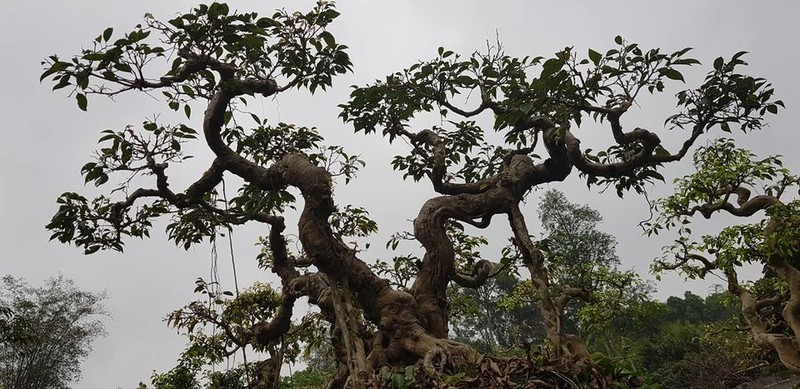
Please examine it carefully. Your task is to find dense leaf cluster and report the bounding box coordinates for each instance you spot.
[39,1,799,387]
[0,276,107,389]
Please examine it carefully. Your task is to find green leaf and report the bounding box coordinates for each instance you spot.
[323,8,341,19]
[614,35,623,45]
[640,170,665,182]
[672,47,693,58]
[96,173,109,186]
[103,27,113,42]
[520,103,534,114]
[713,57,724,71]
[541,58,564,76]
[53,74,71,90]
[766,104,777,114]
[184,104,191,119]
[98,133,116,143]
[40,68,58,82]
[256,17,279,28]
[588,49,602,65]
[659,68,684,82]
[455,75,474,85]
[76,93,87,111]
[731,51,748,62]
[114,63,132,73]
[81,162,97,173]
[168,17,184,28]
[319,31,335,48]
[41,60,70,82]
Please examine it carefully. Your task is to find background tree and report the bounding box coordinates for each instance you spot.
[449,270,543,353]
[42,1,785,387]
[0,303,12,346]
[0,275,107,389]
[527,189,646,352]
[448,188,647,359]
[591,290,767,388]
[449,188,645,359]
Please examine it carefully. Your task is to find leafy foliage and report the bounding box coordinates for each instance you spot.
[644,139,800,378]
[449,271,543,353]
[0,275,107,389]
[43,1,353,254]
[668,52,784,132]
[650,139,800,277]
[40,0,795,386]
[338,35,786,196]
[503,190,649,335]
[280,366,331,389]
[590,290,772,388]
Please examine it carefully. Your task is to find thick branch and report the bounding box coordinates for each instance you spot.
[250,275,311,345]
[197,76,395,322]
[727,269,800,373]
[408,120,572,336]
[684,194,779,219]
[450,259,493,288]
[183,158,226,200]
[508,204,584,359]
[564,103,707,178]
[556,286,592,309]
[564,128,661,178]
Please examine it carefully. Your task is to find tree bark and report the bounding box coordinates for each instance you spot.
[728,269,800,374]
[509,205,589,361]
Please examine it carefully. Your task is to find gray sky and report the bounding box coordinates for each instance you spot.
[2,1,799,388]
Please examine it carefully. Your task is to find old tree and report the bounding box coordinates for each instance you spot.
[43,2,797,387]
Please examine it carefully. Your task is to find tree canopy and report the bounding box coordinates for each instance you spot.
[41,1,797,387]
[0,275,107,389]
[650,138,800,373]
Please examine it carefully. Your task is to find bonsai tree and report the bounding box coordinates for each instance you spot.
[651,137,800,374]
[42,1,784,386]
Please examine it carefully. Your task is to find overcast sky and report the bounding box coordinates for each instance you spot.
[2,1,799,388]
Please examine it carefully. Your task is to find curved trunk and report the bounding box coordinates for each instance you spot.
[509,204,589,362]
[199,78,576,382]
[728,272,800,374]
[410,191,514,337]
[732,219,800,374]
[409,134,573,338]
[765,256,800,374]
[726,258,800,374]
[329,280,370,387]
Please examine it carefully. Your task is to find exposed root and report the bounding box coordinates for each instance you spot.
[376,356,641,389]
[422,345,446,376]
[360,289,628,388]
[420,339,479,377]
